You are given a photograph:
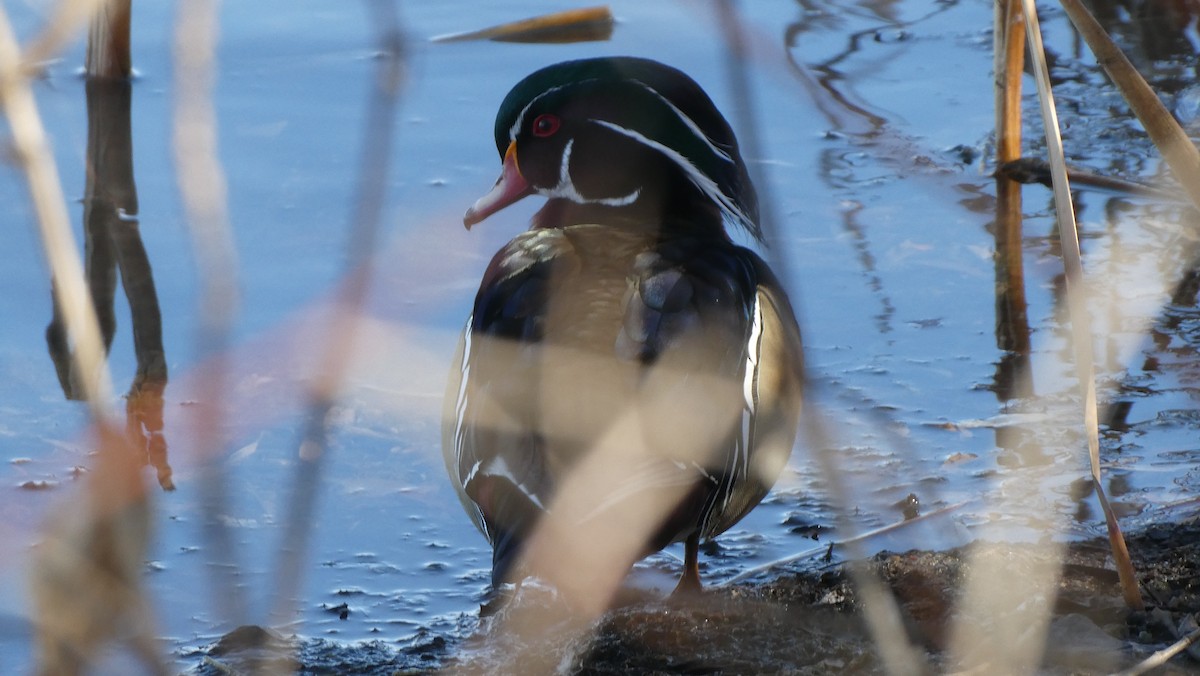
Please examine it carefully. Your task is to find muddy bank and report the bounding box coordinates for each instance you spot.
[191,518,1200,674]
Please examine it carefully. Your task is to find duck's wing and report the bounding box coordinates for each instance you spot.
[443,229,584,584]
[615,239,804,542]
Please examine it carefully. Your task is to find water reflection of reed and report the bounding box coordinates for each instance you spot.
[5,3,174,674]
[991,0,1033,404]
[45,77,173,491]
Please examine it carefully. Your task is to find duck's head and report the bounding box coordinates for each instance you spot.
[464,57,760,240]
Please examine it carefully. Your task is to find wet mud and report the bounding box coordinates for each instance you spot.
[192,518,1200,674]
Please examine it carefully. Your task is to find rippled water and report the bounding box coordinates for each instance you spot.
[1,0,1197,671]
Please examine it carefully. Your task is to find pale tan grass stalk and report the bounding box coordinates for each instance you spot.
[1116,623,1200,676]
[173,0,237,337]
[1058,0,1200,213]
[0,6,113,414]
[1020,0,1141,611]
[268,0,406,630]
[20,0,107,74]
[3,3,168,671]
[714,3,927,674]
[172,0,249,626]
[949,1,1145,670]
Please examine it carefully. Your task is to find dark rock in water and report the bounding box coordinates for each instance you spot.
[197,625,299,675]
[209,624,289,656]
[194,624,452,676]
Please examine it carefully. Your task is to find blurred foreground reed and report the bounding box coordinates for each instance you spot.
[2,0,1199,673]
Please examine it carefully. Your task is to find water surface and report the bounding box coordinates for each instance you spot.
[1,0,1197,671]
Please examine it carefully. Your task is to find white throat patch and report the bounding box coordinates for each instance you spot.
[541,138,642,207]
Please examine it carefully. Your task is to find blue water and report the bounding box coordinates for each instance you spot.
[1,0,1197,671]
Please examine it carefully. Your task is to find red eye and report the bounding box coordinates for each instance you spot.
[532,113,561,137]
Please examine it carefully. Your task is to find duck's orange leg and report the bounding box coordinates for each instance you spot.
[672,531,703,596]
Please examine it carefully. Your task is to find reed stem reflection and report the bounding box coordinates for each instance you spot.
[44,77,171,487]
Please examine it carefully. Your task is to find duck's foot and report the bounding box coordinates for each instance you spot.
[670,569,703,597]
[670,531,704,597]
[479,581,518,616]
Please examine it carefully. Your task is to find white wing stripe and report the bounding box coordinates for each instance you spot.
[741,296,763,478]
[453,317,473,475]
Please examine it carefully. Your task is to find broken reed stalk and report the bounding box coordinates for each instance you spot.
[1020,0,1142,611]
[428,4,613,43]
[85,0,131,79]
[992,0,1031,358]
[994,0,1024,163]
[1057,0,1200,213]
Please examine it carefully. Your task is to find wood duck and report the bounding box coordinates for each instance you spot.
[443,57,804,595]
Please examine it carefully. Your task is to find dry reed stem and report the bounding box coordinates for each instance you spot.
[268,0,406,629]
[0,6,113,415]
[20,0,106,74]
[429,5,613,44]
[172,0,248,625]
[2,2,168,670]
[994,0,1024,163]
[715,4,926,674]
[992,0,1031,358]
[1058,0,1200,213]
[721,499,973,586]
[1019,0,1142,611]
[29,423,165,675]
[803,407,929,676]
[951,1,1149,669]
[173,0,237,334]
[85,0,130,79]
[466,348,746,669]
[1116,622,1200,676]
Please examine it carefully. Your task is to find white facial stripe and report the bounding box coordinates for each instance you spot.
[590,119,754,230]
[542,139,583,202]
[510,84,568,142]
[508,77,603,142]
[541,138,642,207]
[595,188,642,207]
[558,137,573,186]
[630,79,733,163]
